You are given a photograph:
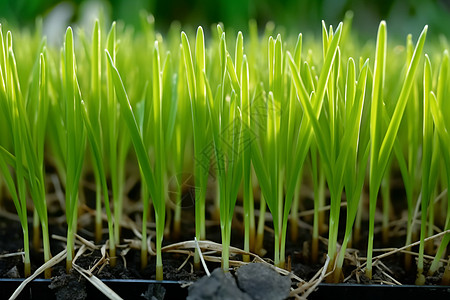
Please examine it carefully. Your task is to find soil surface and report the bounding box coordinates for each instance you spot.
[0,197,448,300]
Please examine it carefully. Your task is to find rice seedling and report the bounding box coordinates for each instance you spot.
[288,22,345,271]
[281,32,304,253]
[416,54,434,284]
[0,26,32,277]
[170,43,192,239]
[106,37,169,279]
[78,20,116,265]
[0,26,53,278]
[382,33,423,269]
[427,50,450,284]
[104,22,131,261]
[181,27,211,269]
[236,31,256,262]
[332,57,370,282]
[87,20,105,244]
[203,29,244,270]
[62,26,87,272]
[366,22,427,279]
[250,35,284,267]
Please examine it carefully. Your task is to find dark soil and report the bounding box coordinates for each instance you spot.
[0,215,31,279]
[0,194,449,300]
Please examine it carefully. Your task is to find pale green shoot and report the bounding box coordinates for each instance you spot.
[286,22,344,269]
[180,27,211,269]
[80,99,116,265]
[0,27,31,277]
[415,54,433,284]
[428,50,450,279]
[334,58,370,282]
[239,32,255,260]
[63,27,87,272]
[106,48,166,280]
[204,42,244,270]
[367,22,427,279]
[172,43,191,238]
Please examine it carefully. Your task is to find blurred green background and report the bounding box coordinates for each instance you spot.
[1,0,450,38]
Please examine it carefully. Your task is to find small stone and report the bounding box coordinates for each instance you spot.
[187,268,252,300]
[236,263,291,300]
[6,266,20,278]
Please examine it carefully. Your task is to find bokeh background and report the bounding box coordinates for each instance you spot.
[1,0,450,39]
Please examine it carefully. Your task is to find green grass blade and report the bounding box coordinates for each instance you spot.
[105,50,156,201]
[377,25,427,172]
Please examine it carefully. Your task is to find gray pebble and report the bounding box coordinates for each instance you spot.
[187,268,252,300]
[236,263,291,300]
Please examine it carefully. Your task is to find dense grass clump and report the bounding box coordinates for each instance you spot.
[0,13,449,285]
